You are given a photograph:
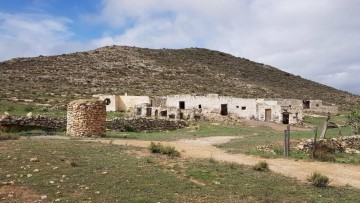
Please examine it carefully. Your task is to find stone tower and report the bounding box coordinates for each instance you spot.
[66,99,106,137]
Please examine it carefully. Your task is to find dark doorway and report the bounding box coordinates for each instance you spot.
[155,110,159,117]
[179,101,185,109]
[221,104,228,116]
[265,109,271,122]
[136,108,142,115]
[160,111,167,117]
[282,113,289,124]
[198,104,202,109]
[179,112,184,120]
[303,100,310,109]
[146,108,152,117]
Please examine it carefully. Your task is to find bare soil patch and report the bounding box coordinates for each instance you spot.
[98,136,360,188]
[0,185,42,203]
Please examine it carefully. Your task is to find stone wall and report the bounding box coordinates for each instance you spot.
[0,114,66,132]
[296,135,360,154]
[107,117,188,132]
[66,99,106,137]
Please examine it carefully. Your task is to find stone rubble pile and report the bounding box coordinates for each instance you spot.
[296,135,360,154]
[66,99,106,137]
[107,117,188,132]
[0,112,66,131]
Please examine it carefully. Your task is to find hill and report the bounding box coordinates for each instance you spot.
[0,45,359,110]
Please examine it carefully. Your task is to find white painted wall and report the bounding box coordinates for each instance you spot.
[97,95,118,112]
[163,94,259,119]
[119,96,150,111]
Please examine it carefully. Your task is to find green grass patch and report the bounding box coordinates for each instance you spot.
[1,139,359,202]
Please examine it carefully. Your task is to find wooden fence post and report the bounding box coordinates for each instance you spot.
[284,125,290,157]
[312,127,318,159]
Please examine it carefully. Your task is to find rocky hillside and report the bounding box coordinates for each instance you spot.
[0,45,359,109]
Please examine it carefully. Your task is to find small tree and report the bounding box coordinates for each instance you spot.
[347,111,360,134]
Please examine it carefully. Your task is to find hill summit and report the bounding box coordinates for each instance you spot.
[0,45,359,109]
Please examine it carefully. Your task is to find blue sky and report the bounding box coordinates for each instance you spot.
[1,0,359,95]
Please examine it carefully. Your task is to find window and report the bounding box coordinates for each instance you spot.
[236,105,239,108]
[160,111,167,117]
[104,98,111,105]
[179,101,185,109]
[198,104,202,109]
[241,106,246,110]
[136,108,142,115]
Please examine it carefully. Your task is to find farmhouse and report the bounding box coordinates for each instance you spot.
[141,94,303,124]
[93,94,338,125]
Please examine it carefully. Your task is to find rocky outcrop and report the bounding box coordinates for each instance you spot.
[107,117,188,132]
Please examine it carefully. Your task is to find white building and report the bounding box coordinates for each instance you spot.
[93,94,150,112]
[93,93,338,125]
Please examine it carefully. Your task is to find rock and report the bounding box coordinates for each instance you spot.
[27,174,32,178]
[30,157,39,162]
[55,198,61,202]
[1,112,10,119]
[33,169,40,172]
[95,191,100,194]
[49,181,55,184]
[26,112,33,118]
[40,195,47,200]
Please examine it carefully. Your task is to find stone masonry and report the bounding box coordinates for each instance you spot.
[107,117,188,132]
[0,113,66,132]
[67,99,106,137]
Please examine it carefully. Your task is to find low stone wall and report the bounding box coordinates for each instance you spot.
[0,114,66,132]
[107,117,188,132]
[296,135,360,154]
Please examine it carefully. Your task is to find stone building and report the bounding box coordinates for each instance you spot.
[66,99,106,137]
[302,99,339,115]
[137,94,304,124]
[94,93,149,112]
[93,93,338,125]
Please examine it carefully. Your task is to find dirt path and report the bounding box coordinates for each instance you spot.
[94,136,360,189]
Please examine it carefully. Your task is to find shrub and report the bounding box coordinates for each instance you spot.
[149,142,180,157]
[252,161,269,172]
[308,172,330,187]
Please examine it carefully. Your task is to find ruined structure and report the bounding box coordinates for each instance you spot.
[139,94,303,124]
[66,99,106,137]
[93,93,338,125]
[302,100,339,115]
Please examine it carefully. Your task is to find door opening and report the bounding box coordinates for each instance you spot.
[265,109,271,122]
[221,104,228,116]
[282,113,289,124]
[179,101,185,109]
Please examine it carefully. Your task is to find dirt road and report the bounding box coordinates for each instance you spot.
[94,136,360,188]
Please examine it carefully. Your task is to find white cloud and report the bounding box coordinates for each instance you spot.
[0,12,92,61]
[94,0,360,95]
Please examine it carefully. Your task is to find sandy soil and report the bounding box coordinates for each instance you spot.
[93,136,360,189]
